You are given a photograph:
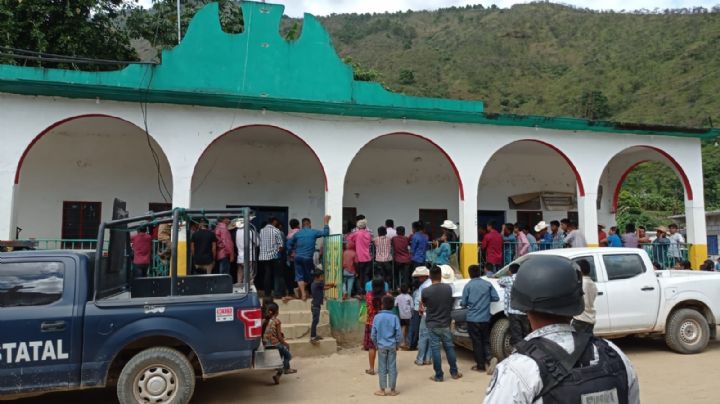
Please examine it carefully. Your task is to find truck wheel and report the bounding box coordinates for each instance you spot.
[665,309,710,354]
[117,347,195,404]
[490,318,512,360]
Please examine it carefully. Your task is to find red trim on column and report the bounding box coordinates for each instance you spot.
[524,139,585,197]
[361,132,465,201]
[610,146,694,212]
[15,114,141,184]
[195,124,328,191]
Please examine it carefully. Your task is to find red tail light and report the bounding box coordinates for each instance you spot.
[238,308,262,339]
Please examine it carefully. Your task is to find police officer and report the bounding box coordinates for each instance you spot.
[484,255,639,404]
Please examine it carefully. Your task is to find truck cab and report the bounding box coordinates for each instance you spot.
[1,208,278,404]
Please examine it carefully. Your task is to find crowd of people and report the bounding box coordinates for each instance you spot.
[477,217,714,270]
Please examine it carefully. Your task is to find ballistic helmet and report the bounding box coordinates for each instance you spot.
[511,255,584,317]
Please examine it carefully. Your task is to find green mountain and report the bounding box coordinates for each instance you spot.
[319,3,719,127]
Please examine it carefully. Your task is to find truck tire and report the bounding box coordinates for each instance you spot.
[665,308,710,354]
[117,347,195,404]
[490,318,512,360]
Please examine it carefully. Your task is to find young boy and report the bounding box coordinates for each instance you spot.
[310,267,336,344]
[342,240,358,299]
[263,302,296,384]
[394,285,413,349]
[371,295,402,396]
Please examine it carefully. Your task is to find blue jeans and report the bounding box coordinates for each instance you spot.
[311,305,321,338]
[343,274,355,296]
[377,348,398,391]
[415,316,431,363]
[408,310,421,349]
[216,257,230,275]
[428,327,459,380]
[277,345,292,370]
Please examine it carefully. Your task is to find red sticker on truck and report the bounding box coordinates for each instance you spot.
[215,307,234,322]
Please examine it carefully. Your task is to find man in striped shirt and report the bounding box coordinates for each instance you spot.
[374,226,393,285]
[259,217,285,298]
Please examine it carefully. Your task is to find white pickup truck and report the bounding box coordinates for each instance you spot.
[451,248,720,359]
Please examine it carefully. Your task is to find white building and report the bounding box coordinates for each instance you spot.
[0,1,716,270]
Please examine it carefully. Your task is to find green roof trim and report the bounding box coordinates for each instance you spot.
[0,1,717,140]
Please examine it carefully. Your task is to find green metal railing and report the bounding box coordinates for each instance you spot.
[640,242,690,269]
[322,234,343,300]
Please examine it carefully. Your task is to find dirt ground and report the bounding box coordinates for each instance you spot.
[13,333,720,403]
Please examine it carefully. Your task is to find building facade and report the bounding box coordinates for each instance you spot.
[0,1,716,269]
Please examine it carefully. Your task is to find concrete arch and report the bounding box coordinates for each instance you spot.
[605,145,694,212]
[192,124,328,191]
[347,131,465,200]
[13,114,174,239]
[14,113,163,185]
[477,138,585,196]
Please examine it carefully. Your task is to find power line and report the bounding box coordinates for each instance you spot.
[0,47,157,66]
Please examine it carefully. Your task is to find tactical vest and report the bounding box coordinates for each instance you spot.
[515,333,629,404]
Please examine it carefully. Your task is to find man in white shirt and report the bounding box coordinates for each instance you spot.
[572,260,598,335]
[667,223,685,266]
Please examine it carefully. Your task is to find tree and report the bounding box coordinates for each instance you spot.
[125,0,243,55]
[578,90,611,120]
[0,0,137,70]
[342,57,382,82]
[398,69,416,84]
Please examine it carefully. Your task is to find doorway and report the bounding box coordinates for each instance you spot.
[226,205,289,234]
[419,209,448,240]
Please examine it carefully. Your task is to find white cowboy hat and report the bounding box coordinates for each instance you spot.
[440,220,458,230]
[534,221,549,233]
[411,266,430,277]
[440,265,455,283]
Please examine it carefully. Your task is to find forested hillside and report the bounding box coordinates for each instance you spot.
[1,1,719,221]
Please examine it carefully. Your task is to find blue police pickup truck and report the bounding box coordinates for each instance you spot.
[0,208,278,404]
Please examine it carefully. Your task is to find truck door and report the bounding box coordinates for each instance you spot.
[0,258,78,394]
[600,253,660,332]
[571,255,610,333]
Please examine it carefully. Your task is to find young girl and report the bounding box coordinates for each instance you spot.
[263,302,297,384]
[394,285,413,348]
[342,240,358,299]
[364,278,387,375]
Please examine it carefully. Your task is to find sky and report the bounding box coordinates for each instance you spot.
[138,1,719,17]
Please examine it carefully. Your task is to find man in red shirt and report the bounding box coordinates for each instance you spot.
[481,221,503,272]
[392,226,411,288]
[598,224,608,247]
[131,226,153,278]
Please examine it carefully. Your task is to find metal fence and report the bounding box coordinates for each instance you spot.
[322,234,343,300]
[640,242,690,269]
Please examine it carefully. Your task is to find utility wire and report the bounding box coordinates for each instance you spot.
[0,48,156,66]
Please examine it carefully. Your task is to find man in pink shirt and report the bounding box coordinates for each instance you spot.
[347,219,372,293]
[215,217,235,275]
[131,226,152,278]
[514,223,530,257]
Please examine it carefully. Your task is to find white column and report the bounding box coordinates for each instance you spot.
[578,191,599,246]
[0,176,16,239]
[458,186,478,277]
[324,174,344,235]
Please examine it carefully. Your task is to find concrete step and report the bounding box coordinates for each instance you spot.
[283,323,331,339]
[279,299,320,311]
[278,309,329,325]
[287,337,337,357]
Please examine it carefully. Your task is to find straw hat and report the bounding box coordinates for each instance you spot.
[534,221,548,233]
[411,266,430,277]
[440,220,458,230]
[356,219,368,229]
[656,225,668,234]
